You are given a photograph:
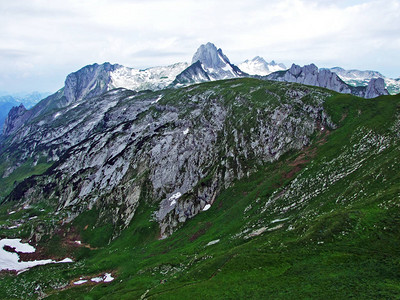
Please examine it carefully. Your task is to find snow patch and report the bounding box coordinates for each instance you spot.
[7,225,20,229]
[183,128,189,135]
[151,95,162,104]
[57,257,74,263]
[202,204,211,211]
[8,211,16,215]
[54,112,61,119]
[206,239,220,246]
[75,240,82,245]
[73,280,87,285]
[270,217,289,224]
[91,277,103,283]
[0,238,74,273]
[104,273,114,282]
[169,192,182,205]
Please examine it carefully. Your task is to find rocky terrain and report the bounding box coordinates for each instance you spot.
[0,79,334,239]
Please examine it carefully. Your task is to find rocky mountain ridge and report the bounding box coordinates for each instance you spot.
[266,63,389,99]
[2,43,391,137]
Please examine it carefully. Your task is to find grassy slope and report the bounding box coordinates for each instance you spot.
[0,158,52,199]
[1,84,399,299]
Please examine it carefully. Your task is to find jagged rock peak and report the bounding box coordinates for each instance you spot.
[2,104,27,136]
[288,63,318,77]
[191,42,231,69]
[365,77,390,99]
[179,42,244,82]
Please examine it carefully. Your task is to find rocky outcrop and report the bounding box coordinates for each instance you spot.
[364,77,390,99]
[267,64,352,94]
[266,64,389,98]
[2,104,27,136]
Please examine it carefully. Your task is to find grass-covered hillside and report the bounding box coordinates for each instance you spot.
[0,80,399,299]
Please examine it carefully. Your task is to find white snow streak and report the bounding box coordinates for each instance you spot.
[202,204,211,211]
[206,239,220,246]
[104,273,114,282]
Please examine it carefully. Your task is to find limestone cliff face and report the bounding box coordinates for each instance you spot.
[1,79,334,238]
[63,62,117,104]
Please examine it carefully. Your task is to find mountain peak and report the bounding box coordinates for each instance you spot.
[182,42,243,81]
[252,56,266,63]
[191,42,231,68]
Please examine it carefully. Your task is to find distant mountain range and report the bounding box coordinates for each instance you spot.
[2,42,396,135]
[326,67,400,95]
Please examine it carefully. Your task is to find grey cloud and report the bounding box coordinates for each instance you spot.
[0,49,34,59]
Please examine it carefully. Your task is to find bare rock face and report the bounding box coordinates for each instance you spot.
[364,78,390,99]
[268,63,352,94]
[64,62,117,104]
[2,104,27,136]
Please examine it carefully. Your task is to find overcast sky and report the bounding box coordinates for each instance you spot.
[0,0,399,93]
